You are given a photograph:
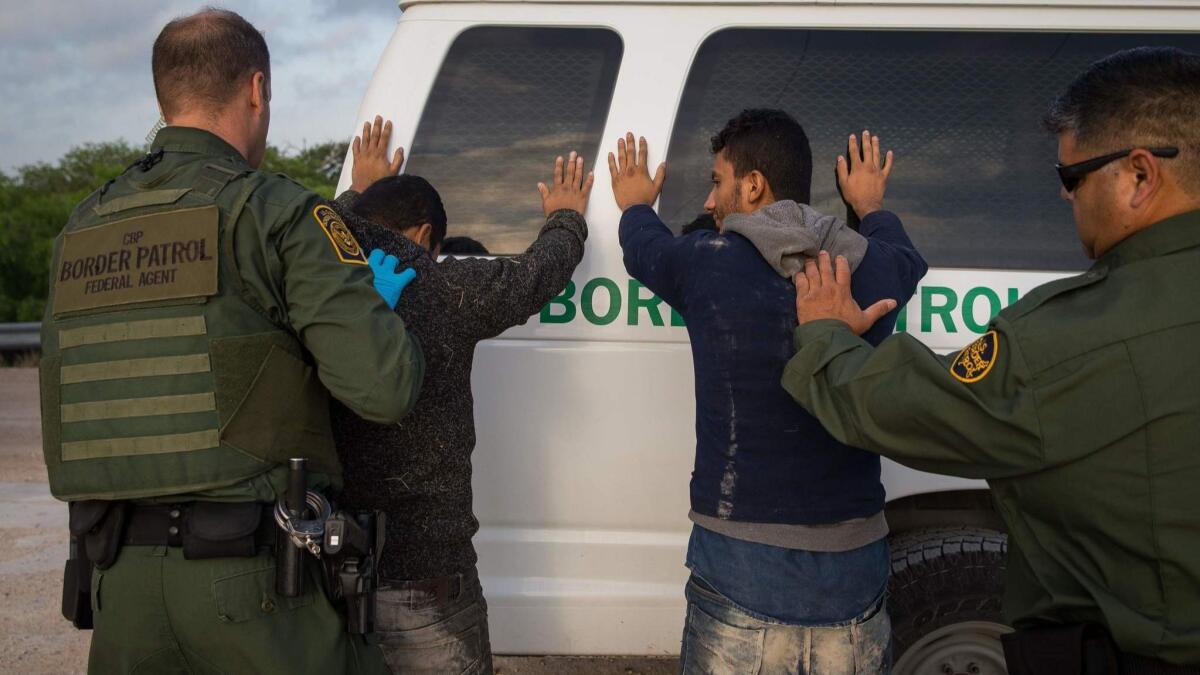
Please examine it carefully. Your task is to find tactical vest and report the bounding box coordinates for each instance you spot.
[40,159,342,501]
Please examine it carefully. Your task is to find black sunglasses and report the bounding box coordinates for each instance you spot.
[1055,146,1179,193]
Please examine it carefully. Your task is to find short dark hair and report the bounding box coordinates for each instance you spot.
[710,109,813,204]
[352,175,448,249]
[152,8,270,118]
[1044,46,1200,194]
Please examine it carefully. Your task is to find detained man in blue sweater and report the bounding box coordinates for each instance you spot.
[609,109,927,674]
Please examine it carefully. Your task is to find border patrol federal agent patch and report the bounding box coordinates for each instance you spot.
[313,204,367,265]
[951,330,998,384]
[53,205,219,316]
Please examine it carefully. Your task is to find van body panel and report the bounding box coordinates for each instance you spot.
[400,0,1200,13]
[340,2,1200,655]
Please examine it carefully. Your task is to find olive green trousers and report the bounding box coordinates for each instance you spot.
[88,545,389,674]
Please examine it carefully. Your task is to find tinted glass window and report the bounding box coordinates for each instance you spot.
[405,27,622,254]
[661,31,1200,271]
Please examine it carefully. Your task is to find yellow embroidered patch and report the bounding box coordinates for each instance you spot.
[951,330,998,384]
[313,204,367,265]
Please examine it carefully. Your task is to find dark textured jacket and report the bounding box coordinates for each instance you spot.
[620,205,926,525]
[330,195,587,580]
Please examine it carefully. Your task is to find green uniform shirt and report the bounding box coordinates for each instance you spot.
[781,210,1200,665]
[145,127,424,500]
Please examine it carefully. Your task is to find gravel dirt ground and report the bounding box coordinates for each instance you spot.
[0,368,90,674]
[0,368,678,674]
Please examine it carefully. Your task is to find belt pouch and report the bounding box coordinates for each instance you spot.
[1003,624,1087,675]
[1080,624,1119,675]
[70,500,126,570]
[1002,623,1120,675]
[182,502,261,560]
[61,519,94,629]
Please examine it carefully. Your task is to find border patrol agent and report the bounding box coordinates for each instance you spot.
[41,9,422,674]
[781,47,1200,674]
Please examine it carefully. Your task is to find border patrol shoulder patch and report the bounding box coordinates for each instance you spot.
[951,330,999,384]
[312,204,367,265]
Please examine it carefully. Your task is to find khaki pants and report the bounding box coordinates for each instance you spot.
[87,545,389,674]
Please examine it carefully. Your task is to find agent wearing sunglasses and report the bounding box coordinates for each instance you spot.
[779,46,1200,675]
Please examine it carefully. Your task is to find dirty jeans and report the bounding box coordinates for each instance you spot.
[679,575,892,674]
[375,566,493,674]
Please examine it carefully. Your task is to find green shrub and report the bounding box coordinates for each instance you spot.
[0,139,348,322]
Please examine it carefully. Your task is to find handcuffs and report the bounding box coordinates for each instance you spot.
[273,490,332,558]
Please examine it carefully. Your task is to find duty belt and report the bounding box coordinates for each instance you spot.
[1003,624,1200,675]
[123,502,277,555]
[1121,654,1200,675]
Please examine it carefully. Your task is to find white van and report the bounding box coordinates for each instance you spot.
[338,2,1200,671]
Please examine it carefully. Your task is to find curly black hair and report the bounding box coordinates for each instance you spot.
[710,108,813,204]
[352,175,448,249]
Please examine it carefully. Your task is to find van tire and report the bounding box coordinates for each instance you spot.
[888,527,1011,675]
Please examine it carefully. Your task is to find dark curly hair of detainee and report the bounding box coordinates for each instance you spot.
[353,175,448,250]
[710,109,813,204]
[152,8,270,118]
[1044,46,1200,195]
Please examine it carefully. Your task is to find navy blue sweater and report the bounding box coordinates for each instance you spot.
[620,205,927,524]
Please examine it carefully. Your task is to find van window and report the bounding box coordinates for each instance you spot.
[405,27,622,254]
[661,31,1200,271]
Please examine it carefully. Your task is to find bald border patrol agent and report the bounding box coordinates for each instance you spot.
[780,47,1200,674]
[40,9,422,674]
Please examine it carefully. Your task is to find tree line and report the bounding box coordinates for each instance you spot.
[0,140,348,322]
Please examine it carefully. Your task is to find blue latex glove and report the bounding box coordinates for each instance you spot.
[367,248,417,310]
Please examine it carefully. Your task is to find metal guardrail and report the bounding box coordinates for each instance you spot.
[0,323,41,352]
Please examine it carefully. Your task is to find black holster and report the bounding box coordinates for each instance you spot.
[62,537,93,630]
[1002,624,1120,675]
[62,500,128,629]
[322,510,386,635]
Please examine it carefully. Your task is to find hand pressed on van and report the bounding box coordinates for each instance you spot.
[794,251,897,335]
[837,131,893,219]
[608,132,667,211]
[538,151,595,216]
[351,115,405,192]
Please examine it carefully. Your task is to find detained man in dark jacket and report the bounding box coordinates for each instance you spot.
[329,118,593,674]
[609,110,927,674]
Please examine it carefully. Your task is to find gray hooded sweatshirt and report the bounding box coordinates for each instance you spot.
[721,200,868,278]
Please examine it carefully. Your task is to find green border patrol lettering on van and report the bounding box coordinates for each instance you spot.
[542,277,1021,334]
[541,278,686,327]
[893,285,1021,334]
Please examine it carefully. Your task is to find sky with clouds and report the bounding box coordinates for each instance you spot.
[0,0,401,173]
